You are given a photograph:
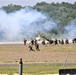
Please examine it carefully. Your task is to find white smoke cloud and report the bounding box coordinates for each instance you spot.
[64,19,76,39]
[0,8,57,41]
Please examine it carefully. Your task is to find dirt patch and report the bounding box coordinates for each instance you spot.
[0,44,76,64]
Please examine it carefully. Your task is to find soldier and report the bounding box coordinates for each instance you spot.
[72,39,74,43]
[23,38,27,45]
[42,40,45,45]
[28,43,35,51]
[31,39,34,46]
[49,39,53,44]
[59,40,61,44]
[65,38,69,44]
[54,38,58,45]
[35,43,40,51]
[72,38,76,43]
[61,39,64,44]
[34,39,37,46]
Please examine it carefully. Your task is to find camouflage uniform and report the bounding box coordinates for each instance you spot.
[61,39,64,44]
[65,38,69,44]
[54,38,58,45]
[29,44,35,51]
[35,43,40,51]
[23,38,27,45]
[31,39,34,45]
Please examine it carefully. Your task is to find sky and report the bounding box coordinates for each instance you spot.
[0,0,76,7]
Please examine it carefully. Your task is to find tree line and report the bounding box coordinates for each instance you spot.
[0,2,76,36]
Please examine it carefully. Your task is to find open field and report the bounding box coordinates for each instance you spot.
[0,43,76,74]
[0,44,76,64]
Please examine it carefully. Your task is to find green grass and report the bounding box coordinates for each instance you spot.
[0,66,18,74]
[23,64,61,74]
[0,64,76,74]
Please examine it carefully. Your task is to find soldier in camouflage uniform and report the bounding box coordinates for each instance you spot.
[35,43,40,51]
[23,38,27,45]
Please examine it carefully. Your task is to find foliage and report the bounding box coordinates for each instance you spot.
[0,2,76,35]
[33,2,76,34]
[33,2,76,23]
[1,4,22,13]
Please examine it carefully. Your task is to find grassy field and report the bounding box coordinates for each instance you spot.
[1,64,76,74]
[0,44,76,74]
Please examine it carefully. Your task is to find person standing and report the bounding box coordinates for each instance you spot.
[31,39,34,46]
[54,38,58,45]
[65,38,69,44]
[23,38,27,45]
[61,39,64,44]
[35,43,40,51]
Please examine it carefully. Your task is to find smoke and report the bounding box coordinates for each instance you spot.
[0,8,57,41]
[64,19,76,39]
[0,7,76,41]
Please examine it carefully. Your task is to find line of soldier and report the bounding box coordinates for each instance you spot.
[23,38,69,46]
[48,38,69,45]
[23,38,76,52]
[52,38,76,45]
[23,38,76,46]
[41,38,69,45]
